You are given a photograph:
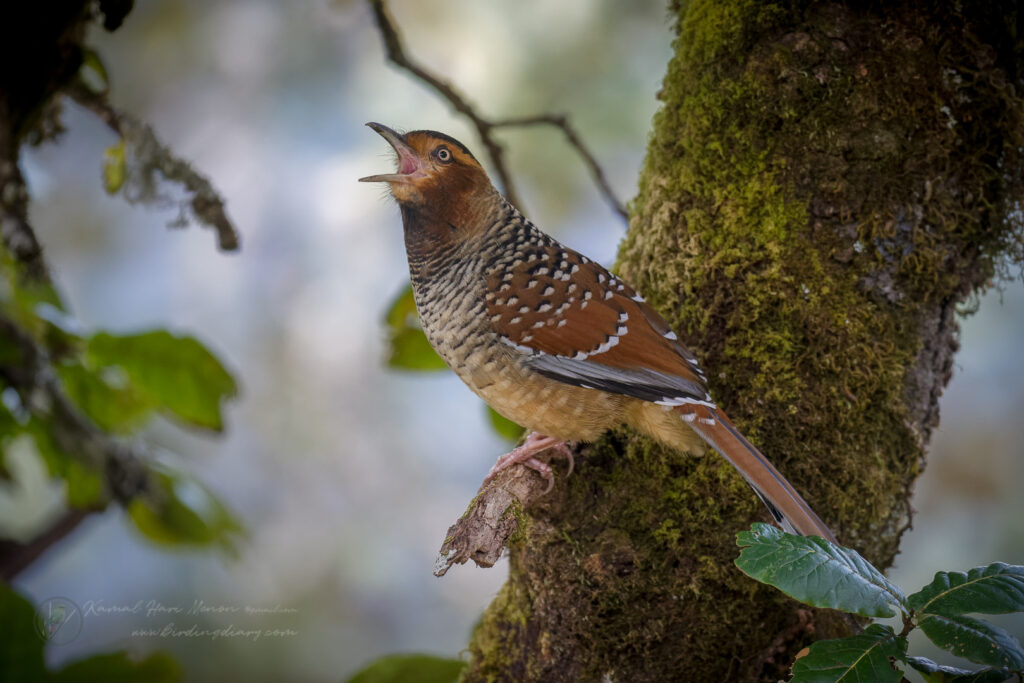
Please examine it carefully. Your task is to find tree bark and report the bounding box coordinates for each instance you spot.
[462,1,1023,681]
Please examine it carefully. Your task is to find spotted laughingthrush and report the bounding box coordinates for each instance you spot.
[360,122,835,541]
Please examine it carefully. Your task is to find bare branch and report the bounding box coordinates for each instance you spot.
[492,115,628,221]
[367,0,627,223]
[67,81,241,251]
[0,134,50,283]
[0,506,101,581]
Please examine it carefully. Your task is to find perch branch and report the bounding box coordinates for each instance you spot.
[67,81,241,251]
[434,452,571,577]
[367,0,627,222]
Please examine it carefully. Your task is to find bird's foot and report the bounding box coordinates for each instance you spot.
[484,432,574,494]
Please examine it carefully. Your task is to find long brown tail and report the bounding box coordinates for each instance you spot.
[678,405,836,542]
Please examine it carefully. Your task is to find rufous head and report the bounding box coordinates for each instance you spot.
[359,123,492,208]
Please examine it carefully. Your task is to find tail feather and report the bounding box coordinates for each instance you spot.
[679,405,836,542]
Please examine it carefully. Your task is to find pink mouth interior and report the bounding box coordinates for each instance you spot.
[396,149,419,175]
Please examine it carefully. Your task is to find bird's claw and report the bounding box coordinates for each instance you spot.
[483,432,574,493]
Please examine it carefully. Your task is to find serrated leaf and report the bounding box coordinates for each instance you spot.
[103,140,127,194]
[735,523,906,617]
[87,330,237,431]
[790,624,907,683]
[906,656,1011,683]
[53,651,182,683]
[384,285,446,371]
[909,563,1024,618]
[487,405,524,442]
[345,654,465,683]
[919,613,1024,670]
[128,471,243,553]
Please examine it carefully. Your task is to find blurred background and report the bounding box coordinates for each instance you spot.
[6,0,1022,680]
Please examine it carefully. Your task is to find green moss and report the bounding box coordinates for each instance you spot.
[464,1,1024,680]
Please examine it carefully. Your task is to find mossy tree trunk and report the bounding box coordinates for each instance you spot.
[463,2,1023,681]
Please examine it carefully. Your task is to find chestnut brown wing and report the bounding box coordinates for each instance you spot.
[485,245,713,406]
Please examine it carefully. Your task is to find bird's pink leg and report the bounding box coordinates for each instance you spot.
[485,432,575,493]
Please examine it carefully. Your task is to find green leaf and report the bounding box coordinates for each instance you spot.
[487,405,524,442]
[87,331,237,431]
[790,624,907,683]
[909,563,1024,617]
[919,613,1024,670]
[79,48,110,95]
[384,286,446,371]
[735,523,906,618]
[346,654,465,683]
[56,363,153,433]
[0,584,47,682]
[53,652,181,683]
[0,585,181,683]
[103,140,127,194]
[128,471,243,553]
[27,418,105,508]
[906,656,1011,683]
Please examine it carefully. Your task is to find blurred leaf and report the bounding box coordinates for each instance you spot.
[0,583,47,682]
[128,471,242,553]
[57,363,152,433]
[87,331,237,431]
[27,419,105,508]
[0,333,24,366]
[735,523,907,618]
[384,285,446,371]
[103,140,127,194]
[790,624,906,683]
[53,652,181,683]
[908,563,1024,617]
[487,406,525,442]
[919,613,1024,670]
[906,656,1011,683]
[0,584,181,683]
[346,654,465,683]
[79,48,110,95]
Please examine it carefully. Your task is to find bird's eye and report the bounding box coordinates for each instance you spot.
[435,147,452,163]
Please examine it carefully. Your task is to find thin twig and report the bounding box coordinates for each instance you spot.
[492,115,628,221]
[0,506,102,581]
[366,0,628,223]
[67,81,241,251]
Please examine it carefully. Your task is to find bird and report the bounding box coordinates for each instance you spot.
[360,122,836,542]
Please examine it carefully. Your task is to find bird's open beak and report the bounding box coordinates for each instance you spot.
[358,122,423,184]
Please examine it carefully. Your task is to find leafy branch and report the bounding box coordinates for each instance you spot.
[736,523,1024,682]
